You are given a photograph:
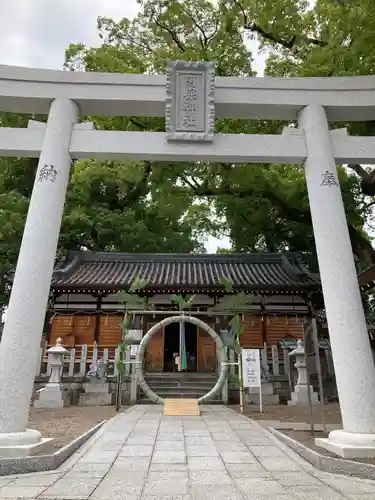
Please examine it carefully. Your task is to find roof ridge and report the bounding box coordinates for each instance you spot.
[73,250,303,262]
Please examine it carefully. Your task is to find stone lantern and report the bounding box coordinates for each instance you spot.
[288,339,318,406]
[34,338,68,408]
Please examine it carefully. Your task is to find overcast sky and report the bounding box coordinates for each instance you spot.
[1,0,266,253]
[1,0,139,68]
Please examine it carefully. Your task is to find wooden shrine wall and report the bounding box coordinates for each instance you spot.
[99,315,122,346]
[265,316,305,345]
[240,314,306,348]
[50,312,307,356]
[240,316,263,348]
[49,313,122,347]
[50,315,75,346]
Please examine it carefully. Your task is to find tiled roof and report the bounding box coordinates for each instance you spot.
[51,251,321,294]
[358,264,375,290]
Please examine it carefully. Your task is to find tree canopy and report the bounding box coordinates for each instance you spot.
[1,0,375,312]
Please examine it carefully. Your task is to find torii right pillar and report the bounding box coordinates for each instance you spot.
[299,104,375,459]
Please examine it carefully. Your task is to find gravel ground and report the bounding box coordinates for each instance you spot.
[228,402,342,425]
[28,406,127,453]
[230,403,375,467]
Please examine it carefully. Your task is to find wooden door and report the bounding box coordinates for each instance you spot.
[197,328,216,373]
[145,324,164,373]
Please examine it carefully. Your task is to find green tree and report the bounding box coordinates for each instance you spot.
[0,151,205,312]
[61,159,205,254]
[64,0,374,265]
[222,0,375,197]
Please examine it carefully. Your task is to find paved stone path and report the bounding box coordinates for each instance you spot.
[1,405,375,499]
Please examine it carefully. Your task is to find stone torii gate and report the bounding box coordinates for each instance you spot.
[0,60,375,458]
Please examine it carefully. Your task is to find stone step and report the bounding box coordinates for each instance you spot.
[146,381,215,388]
[147,390,209,395]
[140,374,222,403]
[145,388,220,392]
[146,374,216,379]
[146,374,215,377]
[164,399,200,416]
[147,385,214,392]
[139,392,220,401]
[138,400,222,405]
[145,378,216,385]
[142,383,220,392]
[146,387,208,394]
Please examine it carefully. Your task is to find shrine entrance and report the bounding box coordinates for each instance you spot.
[135,315,227,404]
[163,322,197,372]
[163,323,179,372]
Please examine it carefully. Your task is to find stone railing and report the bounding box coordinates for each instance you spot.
[36,341,291,379]
[37,343,123,378]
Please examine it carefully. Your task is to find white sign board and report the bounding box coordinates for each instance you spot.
[130,345,140,358]
[128,329,143,341]
[242,349,261,388]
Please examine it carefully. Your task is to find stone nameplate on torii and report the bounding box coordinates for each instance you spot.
[165,60,215,142]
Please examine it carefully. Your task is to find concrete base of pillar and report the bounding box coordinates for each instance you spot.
[80,382,112,406]
[221,378,228,404]
[0,439,53,458]
[249,383,274,395]
[82,382,109,393]
[34,385,66,409]
[80,394,112,405]
[288,384,319,406]
[0,429,54,458]
[130,372,138,405]
[315,429,375,459]
[247,383,280,405]
[249,393,280,405]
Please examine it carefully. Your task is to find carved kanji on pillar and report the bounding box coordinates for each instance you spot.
[320,170,338,187]
[38,164,57,183]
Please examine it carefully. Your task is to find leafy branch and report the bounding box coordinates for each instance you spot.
[116,277,149,312]
[209,277,248,412]
[226,0,327,51]
[171,294,197,312]
[116,277,149,380]
[208,277,248,353]
[183,173,375,265]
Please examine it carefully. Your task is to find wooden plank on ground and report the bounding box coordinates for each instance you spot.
[164,399,200,416]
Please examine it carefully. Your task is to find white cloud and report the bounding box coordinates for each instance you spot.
[0,0,266,73]
[1,0,139,69]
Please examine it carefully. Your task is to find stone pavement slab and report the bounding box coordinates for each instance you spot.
[1,404,375,499]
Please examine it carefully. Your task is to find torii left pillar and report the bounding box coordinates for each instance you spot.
[0,98,78,457]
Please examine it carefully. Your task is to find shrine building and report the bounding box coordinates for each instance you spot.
[47,250,322,373]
